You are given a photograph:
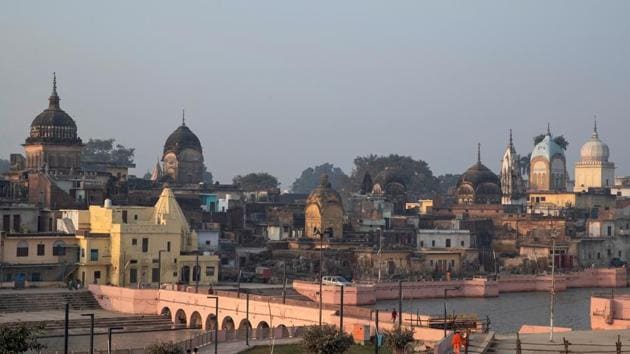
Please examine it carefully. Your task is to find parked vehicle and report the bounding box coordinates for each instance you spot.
[321,275,351,286]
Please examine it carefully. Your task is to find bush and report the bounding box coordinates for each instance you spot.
[146,342,185,354]
[383,327,414,354]
[0,324,45,353]
[302,324,354,354]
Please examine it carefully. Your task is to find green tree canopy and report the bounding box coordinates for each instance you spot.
[533,134,568,150]
[202,164,213,184]
[350,154,436,197]
[233,172,279,191]
[291,163,350,193]
[81,138,135,165]
[0,324,45,353]
[302,324,353,354]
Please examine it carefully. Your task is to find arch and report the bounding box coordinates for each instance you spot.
[221,316,235,331]
[160,307,172,321]
[174,309,187,326]
[277,324,290,338]
[205,313,217,331]
[237,319,253,340]
[256,321,270,339]
[189,311,202,329]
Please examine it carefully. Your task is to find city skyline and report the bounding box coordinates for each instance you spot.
[1,1,629,187]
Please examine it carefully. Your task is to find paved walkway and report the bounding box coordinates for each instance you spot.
[491,329,630,353]
[198,337,302,354]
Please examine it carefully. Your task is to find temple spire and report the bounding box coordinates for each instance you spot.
[593,115,599,138]
[477,143,481,164]
[48,72,60,109]
[547,122,551,136]
[509,129,513,147]
[182,109,186,126]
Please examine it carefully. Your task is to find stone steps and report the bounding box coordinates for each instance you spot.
[0,290,101,313]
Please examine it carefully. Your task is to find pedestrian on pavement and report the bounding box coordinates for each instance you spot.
[391,309,397,324]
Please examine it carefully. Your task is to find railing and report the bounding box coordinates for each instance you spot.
[471,333,628,354]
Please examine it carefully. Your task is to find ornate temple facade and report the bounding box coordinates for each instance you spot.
[574,121,615,192]
[304,175,344,240]
[161,113,204,184]
[499,130,525,205]
[529,126,567,192]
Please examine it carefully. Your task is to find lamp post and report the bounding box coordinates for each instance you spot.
[158,250,167,287]
[81,313,95,354]
[64,302,69,354]
[207,296,219,354]
[195,251,200,293]
[107,326,123,354]
[377,228,383,283]
[549,229,557,342]
[316,228,330,327]
[443,287,460,337]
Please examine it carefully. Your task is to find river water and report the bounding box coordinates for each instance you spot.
[377,287,630,334]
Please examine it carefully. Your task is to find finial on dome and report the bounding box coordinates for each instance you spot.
[593,115,598,138]
[48,72,60,109]
[477,143,481,164]
[547,122,551,136]
[509,129,513,147]
[182,109,186,126]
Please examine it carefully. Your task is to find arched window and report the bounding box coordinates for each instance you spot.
[53,240,66,256]
[17,241,28,257]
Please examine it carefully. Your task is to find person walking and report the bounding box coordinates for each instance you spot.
[452,330,464,354]
[391,309,398,324]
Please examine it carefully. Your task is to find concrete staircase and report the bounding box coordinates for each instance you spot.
[0,290,101,313]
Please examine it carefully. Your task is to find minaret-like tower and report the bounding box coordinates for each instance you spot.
[500,129,525,205]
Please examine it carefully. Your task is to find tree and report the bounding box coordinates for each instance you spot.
[146,342,184,354]
[302,324,353,354]
[81,138,135,165]
[233,172,279,191]
[0,158,9,173]
[533,134,546,146]
[291,163,350,193]
[436,174,461,196]
[383,326,415,354]
[533,134,568,150]
[202,164,213,184]
[0,324,45,353]
[350,154,436,198]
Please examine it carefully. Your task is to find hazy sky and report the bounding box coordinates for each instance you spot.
[2,1,629,188]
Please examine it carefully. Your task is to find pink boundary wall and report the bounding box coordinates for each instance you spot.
[591,295,630,330]
[294,268,626,306]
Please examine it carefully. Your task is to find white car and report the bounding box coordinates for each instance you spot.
[321,276,351,286]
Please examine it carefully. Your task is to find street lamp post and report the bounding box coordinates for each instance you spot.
[316,228,325,327]
[81,313,95,354]
[64,302,69,354]
[443,287,460,337]
[207,296,219,354]
[195,251,200,293]
[549,231,557,342]
[107,326,123,354]
[158,250,167,287]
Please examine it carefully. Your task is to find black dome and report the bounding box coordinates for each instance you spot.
[26,76,81,145]
[458,162,500,187]
[163,124,203,154]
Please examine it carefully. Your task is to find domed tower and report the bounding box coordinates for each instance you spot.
[574,119,615,191]
[456,144,501,204]
[529,125,567,192]
[305,174,344,240]
[500,130,525,204]
[162,111,204,184]
[24,74,83,172]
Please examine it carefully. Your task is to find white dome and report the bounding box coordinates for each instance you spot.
[579,125,609,162]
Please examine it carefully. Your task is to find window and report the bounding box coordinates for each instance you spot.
[445,239,451,248]
[94,271,101,281]
[129,268,137,283]
[167,241,171,252]
[451,260,455,267]
[130,259,138,264]
[142,238,149,253]
[460,241,465,247]
[134,214,138,221]
[619,251,622,257]
[30,273,41,282]
[607,249,612,256]
[90,249,99,262]
[16,241,28,257]
[431,240,436,247]
[430,260,434,266]
[206,267,216,276]
[152,268,160,283]
[420,241,424,247]
[597,252,601,259]
[131,238,137,246]
[52,241,66,256]
[122,210,128,224]
[13,215,21,232]
[2,215,10,232]
[37,244,45,256]
[607,226,612,237]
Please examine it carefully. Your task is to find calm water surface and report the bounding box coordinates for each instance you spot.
[377,287,630,334]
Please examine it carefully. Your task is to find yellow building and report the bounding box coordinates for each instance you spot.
[304,175,344,240]
[574,122,615,192]
[67,187,219,287]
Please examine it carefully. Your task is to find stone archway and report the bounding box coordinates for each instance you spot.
[190,311,202,329]
[222,316,236,340]
[175,309,187,326]
[277,324,290,338]
[160,307,172,321]
[237,319,252,340]
[205,313,217,331]
[256,321,270,339]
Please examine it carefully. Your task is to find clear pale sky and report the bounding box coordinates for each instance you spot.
[1,1,629,188]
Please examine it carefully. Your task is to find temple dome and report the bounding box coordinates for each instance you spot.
[306,174,343,208]
[531,134,564,162]
[163,123,202,154]
[26,74,81,145]
[458,162,501,190]
[456,144,501,204]
[579,123,609,163]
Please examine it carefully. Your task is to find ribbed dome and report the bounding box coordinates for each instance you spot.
[163,124,202,154]
[26,74,81,145]
[307,174,343,208]
[458,162,501,188]
[456,143,501,204]
[579,124,609,163]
